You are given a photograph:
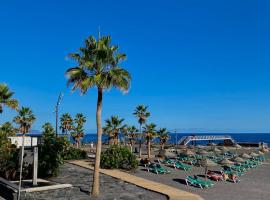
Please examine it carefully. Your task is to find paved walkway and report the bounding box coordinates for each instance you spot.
[68,160,203,200]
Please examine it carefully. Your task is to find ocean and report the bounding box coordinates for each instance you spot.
[81,133,270,145]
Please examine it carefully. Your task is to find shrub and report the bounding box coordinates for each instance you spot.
[100,145,138,170]
[38,123,87,177]
[62,147,87,160]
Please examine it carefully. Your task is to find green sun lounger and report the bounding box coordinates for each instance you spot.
[160,158,175,165]
[174,161,192,171]
[147,163,171,174]
[222,169,244,177]
[231,165,247,172]
[186,176,214,189]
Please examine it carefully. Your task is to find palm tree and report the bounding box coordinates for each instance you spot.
[133,105,150,157]
[60,113,73,140]
[0,122,17,148]
[143,123,157,159]
[13,107,35,200]
[65,34,131,196]
[156,128,170,150]
[71,113,86,148]
[103,116,126,145]
[0,122,17,136]
[0,84,18,113]
[126,125,138,152]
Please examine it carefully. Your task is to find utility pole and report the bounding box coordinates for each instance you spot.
[55,93,63,137]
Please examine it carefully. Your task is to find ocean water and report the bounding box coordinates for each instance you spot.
[81,133,270,145]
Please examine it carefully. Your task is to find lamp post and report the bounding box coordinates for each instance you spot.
[55,93,63,137]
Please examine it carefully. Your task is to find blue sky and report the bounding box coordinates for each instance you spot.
[1,0,270,133]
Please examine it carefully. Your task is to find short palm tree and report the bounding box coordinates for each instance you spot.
[156,128,170,150]
[103,116,126,145]
[143,123,157,159]
[126,125,138,152]
[13,107,35,200]
[66,34,131,196]
[0,122,17,137]
[71,113,86,148]
[0,122,17,148]
[60,113,73,140]
[133,105,150,157]
[0,84,18,113]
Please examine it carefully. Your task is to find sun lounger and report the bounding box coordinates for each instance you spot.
[185,176,214,189]
[146,163,171,174]
[173,161,192,171]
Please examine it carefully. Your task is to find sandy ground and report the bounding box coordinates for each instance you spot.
[130,152,270,200]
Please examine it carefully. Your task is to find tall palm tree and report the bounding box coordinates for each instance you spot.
[103,116,126,145]
[60,113,73,140]
[66,34,131,196]
[126,125,138,152]
[0,84,18,113]
[143,123,156,159]
[71,113,86,148]
[156,128,170,150]
[13,107,35,200]
[133,105,150,157]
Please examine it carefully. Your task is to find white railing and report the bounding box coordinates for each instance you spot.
[178,135,235,145]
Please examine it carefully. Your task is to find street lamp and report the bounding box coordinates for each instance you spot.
[55,92,63,136]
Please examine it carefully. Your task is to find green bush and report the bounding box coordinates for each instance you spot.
[100,145,138,170]
[62,147,87,160]
[38,123,87,177]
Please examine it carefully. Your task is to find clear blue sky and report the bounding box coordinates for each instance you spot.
[1,0,270,133]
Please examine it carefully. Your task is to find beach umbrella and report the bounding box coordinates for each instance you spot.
[240,153,252,159]
[198,149,209,156]
[258,151,265,155]
[250,152,259,157]
[201,158,217,179]
[196,145,204,149]
[219,158,234,166]
[234,143,242,149]
[178,145,187,149]
[213,147,221,153]
[220,146,229,151]
[208,142,216,146]
[233,157,245,163]
[182,149,195,156]
[262,148,269,153]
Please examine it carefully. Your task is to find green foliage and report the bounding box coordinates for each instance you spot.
[66,35,131,93]
[60,113,73,134]
[0,122,19,180]
[100,145,138,170]
[133,105,150,126]
[143,123,157,141]
[13,107,36,134]
[71,113,86,147]
[103,116,126,145]
[38,122,87,177]
[62,147,87,160]
[0,83,19,113]
[38,123,68,177]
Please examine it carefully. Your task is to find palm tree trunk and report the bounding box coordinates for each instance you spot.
[147,140,151,159]
[162,143,164,150]
[139,124,142,157]
[91,88,103,197]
